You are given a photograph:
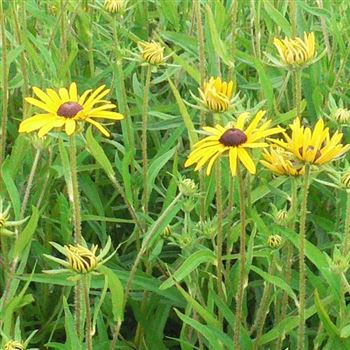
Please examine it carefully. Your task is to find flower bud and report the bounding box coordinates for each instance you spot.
[4,341,25,350]
[179,178,197,197]
[267,234,282,248]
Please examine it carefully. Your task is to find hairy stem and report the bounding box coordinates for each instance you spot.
[83,275,92,350]
[298,164,311,350]
[342,191,350,256]
[234,165,247,349]
[141,65,152,218]
[295,69,302,118]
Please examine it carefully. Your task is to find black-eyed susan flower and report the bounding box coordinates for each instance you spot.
[273,32,316,68]
[104,0,126,13]
[44,237,115,275]
[267,234,282,248]
[195,77,235,113]
[4,340,25,350]
[19,83,124,138]
[138,41,165,65]
[261,147,304,176]
[0,199,28,237]
[271,118,350,165]
[185,111,283,176]
[333,108,350,124]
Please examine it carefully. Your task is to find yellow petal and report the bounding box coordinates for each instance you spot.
[238,148,256,174]
[229,147,238,176]
[65,118,76,135]
[85,118,110,137]
[69,83,78,101]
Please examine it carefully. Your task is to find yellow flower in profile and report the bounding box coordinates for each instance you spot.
[333,108,350,124]
[44,237,114,275]
[272,118,350,165]
[19,83,124,138]
[274,32,316,67]
[198,77,235,113]
[4,340,24,350]
[104,0,126,13]
[261,147,304,176]
[65,244,98,273]
[138,41,164,65]
[185,111,283,176]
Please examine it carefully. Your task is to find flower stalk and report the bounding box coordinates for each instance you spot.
[342,191,350,256]
[295,68,302,117]
[298,163,311,350]
[141,64,152,218]
[234,164,247,349]
[83,275,93,350]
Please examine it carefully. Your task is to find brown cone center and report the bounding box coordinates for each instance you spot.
[57,102,83,118]
[299,145,321,160]
[219,128,247,147]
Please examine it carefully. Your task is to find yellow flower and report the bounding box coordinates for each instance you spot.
[271,118,350,165]
[185,111,283,176]
[274,32,316,67]
[104,0,126,13]
[341,171,350,188]
[198,77,234,113]
[261,147,304,176]
[65,244,98,273]
[138,41,164,65]
[333,108,350,124]
[267,234,282,248]
[4,340,24,350]
[19,83,124,138]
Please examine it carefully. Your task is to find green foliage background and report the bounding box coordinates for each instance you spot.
[1,0,350,349]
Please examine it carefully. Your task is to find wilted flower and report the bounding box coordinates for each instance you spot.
[160,225,172,239]
[44,237,115,275]
[341,171,350,189]
[273,32,316,68]
[267,234,282,248]
[271,118,350,166]
[104,0,126,13]
[185,111,283,176]
[19,83,124,137]
[275,209,288,225]
[138,41,164,65]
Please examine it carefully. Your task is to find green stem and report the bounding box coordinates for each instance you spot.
[342,191,350,256]
[83,275,92,350]
[276,178,298,350]
[141,65,152,218]
[20,149,41,220]
[289,0,297,37]
[297,163,311,350]
[69,136,82,338]
[295,69,302,117]
[194,0,206,220]
[252,256,277,349]
[234,165,247,350]
[109,193,183,350]
[215,160,224,311]
[0,0,8,191]
[11,1,29,119]
[108,175,143,251]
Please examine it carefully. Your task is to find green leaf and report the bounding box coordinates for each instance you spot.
[99,265,124,322]
[85,127,115,178]
[160,249,216,290]
[62,297,82,349]
[1,159,21,219]
[12,207,39,259]
[168,78,198,147]
[263,0,291,36]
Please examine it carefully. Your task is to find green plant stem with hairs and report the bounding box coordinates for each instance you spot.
[83,275,92,350]
[276,178,299,350]
[342,191,350,256]
[69,136,82,338]
[141,64,152,219]
[194,0,206,220]
[297,163,311,350]
[109,192,183,350]
[295,69,302,117]
[0,0,8,192]
[234,164,247,349]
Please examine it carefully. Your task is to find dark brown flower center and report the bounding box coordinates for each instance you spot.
[219,128,247,147]
[299,145,321,160]
[57,102,83,118]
